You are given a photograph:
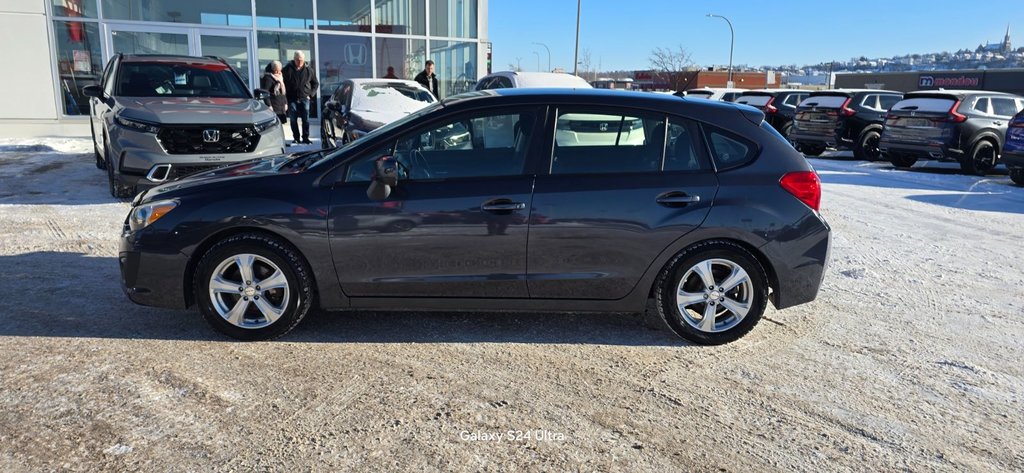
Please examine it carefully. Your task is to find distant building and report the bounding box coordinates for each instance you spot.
[591,78,635,90]
[835,68,1024,96]
[978,24,1012,55]
[631,70,781,91]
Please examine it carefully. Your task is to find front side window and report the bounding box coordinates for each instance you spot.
[347,108,537,181]
[664,118,703,172]
[552,109,665,175]
[116,62,249,98]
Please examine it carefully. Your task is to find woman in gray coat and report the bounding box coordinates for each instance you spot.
[261,61,288,124]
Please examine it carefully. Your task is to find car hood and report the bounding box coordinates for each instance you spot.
[137,153,299,204]
[351,107,423,130]
[118,97,272,125]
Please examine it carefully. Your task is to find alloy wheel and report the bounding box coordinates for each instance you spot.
[675,258,753,333]
[208,253,291,329]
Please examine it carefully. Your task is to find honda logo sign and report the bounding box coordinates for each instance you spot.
[345,43,368,66]
[202,129,220,143]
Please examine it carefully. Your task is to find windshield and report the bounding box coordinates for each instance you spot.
[116,61,249,98]
[305,101,445,169]
[352,83,436,111]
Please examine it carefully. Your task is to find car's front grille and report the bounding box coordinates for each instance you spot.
[168,164,221,180]
[157,126,260,155]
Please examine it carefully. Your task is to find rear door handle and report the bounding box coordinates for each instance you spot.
[994,121,1004,126]
[481,199,526,212]
[656,192,701,207]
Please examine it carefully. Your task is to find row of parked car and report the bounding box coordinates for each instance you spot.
[684,86,1024,183]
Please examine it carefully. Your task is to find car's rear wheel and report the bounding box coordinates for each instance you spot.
[654,241,769,345]
[1010,167,1024,186]
[105,136,135,199]
[854,129,882,161]
[960,139,997,176]
[889,153,917,169]
[194,232,314,341]
[802,144,826,157]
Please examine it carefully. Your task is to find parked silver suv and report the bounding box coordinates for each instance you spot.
[84,54,285,198]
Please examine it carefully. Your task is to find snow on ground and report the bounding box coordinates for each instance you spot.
[0,139,1022,471]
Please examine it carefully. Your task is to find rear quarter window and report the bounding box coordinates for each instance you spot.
[702,125,758,170]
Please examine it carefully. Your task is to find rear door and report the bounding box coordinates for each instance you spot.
[882,95,959,146]
[794,93,849,138]
[526,107,718,299]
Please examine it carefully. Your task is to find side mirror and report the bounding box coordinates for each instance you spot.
[367,156,400,201]
[253,88,270,100]
[82,85,103,99]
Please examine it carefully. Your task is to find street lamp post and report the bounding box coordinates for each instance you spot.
[532,42,551,72]
[573,0,581,76]
[706,13,735,87]
[533,51,541,72]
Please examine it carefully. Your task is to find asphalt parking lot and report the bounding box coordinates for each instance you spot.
[0,137,1022,471]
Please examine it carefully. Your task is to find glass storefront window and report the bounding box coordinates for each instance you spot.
[256,0,313,29]
[101,0,252,26]
[430,0,476,38]
[111,30,190,55]
[51,0,98,19]
[375,0,425,36]
[429,40,477,98]
[319,34,372,91]
[376,37,425,81]
[317,0,371,32]
[53,21,102,115]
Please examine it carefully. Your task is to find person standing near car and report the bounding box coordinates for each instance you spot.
[282,51,319,145]
[260,61,288,126]
[414,60,439,99]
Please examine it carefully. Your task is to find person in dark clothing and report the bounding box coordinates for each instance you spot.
[414,60,439,99]
[383,66,398,79]
[260,61,288,125]
[282,51,319,145]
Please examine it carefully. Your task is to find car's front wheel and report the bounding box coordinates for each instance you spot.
[1010,167,1024,186]
[194,233,315,341]
[105,136,135,199]
[655,241,769,345]
[889,153,917,169]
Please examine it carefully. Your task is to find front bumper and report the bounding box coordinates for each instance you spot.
[119,222,190,309]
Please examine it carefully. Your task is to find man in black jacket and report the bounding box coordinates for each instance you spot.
[282,51,319,145]
[414,60,439,99]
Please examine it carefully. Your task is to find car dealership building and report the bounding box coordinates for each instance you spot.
[0,0,488,134]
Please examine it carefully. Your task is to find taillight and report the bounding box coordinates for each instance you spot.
[1010,118,1024,128]
[780,171,821,212]
[839,98,856,117]
[948,100,967,123]
[765,97,778,114]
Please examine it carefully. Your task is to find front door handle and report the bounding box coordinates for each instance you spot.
[656,191,701,207]
[994,121,1004,126]
[481,199,526,212]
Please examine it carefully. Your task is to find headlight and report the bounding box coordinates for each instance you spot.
[130,200,178,231]
[115,116,160,134]
[254,116,278,133]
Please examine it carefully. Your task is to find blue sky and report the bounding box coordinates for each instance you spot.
[488,0,1023,72]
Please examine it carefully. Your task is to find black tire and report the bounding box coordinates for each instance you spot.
[1010,167,1024,186]
[91,122,106,170]
[889,153,917,168]
[193,232,315,341]
[654,241,769,345]
[802,144,826,157]
[782,123,795,145]
[960,139,998,176]
[320,116,336,150]
[854,129,882,161]
[105,136,135,199]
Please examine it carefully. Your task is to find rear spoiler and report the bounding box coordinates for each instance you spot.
[736,104,766,125]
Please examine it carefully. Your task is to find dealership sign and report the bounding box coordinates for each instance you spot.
[918,73,982,89]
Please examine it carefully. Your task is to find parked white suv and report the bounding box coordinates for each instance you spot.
[474,71,592,90]
[680,87,745,102]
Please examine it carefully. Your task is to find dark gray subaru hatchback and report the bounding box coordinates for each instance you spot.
[119,89,831,344]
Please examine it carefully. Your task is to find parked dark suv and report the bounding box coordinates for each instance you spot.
[1003,110,1024,185]
[735,89,810,142]
[118,89,831,345]
[879,90,1024,175]
[791,89,903,159]
[84,54,284,198]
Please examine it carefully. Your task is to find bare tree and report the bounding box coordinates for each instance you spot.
[578,47,593,80]
[649,45,693,91]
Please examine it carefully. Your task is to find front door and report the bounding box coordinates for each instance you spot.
[527,107,719,299]
[329,107,545,298]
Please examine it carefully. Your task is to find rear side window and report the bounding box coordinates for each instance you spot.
[799,95,849,108]
[879,95,901,110]
[552,109,665,175]
[991,98,1019,117]
[664,117,703,172]
[703,125,757,170]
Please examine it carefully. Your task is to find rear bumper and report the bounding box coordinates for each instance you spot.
[878,138,963,161]
[119,223,190,309]
[760,212,832,310]
[790,130,836,148]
